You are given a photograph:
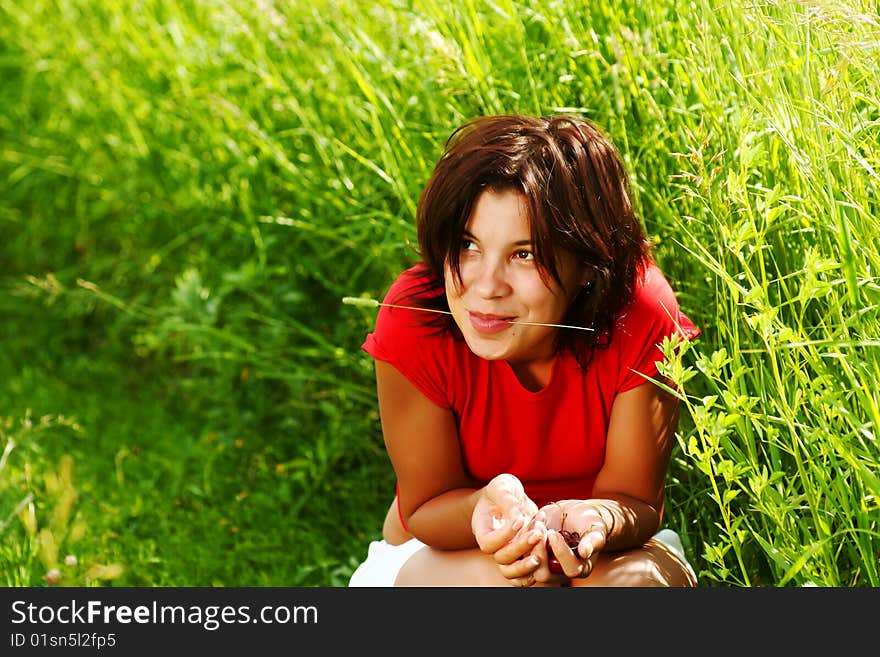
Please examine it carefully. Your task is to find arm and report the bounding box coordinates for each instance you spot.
[539,376,681,577]
[377,360,545,575]
[375,360,480,549]
[590,375,680,549]
[382,496,412,545]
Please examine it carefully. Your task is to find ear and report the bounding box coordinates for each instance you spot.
[579,264,594,288]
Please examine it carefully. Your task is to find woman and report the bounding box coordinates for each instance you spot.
[349,114,700,587]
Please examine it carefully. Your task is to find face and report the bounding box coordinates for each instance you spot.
[444,188,587,366]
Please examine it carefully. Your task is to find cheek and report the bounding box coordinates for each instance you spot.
[444,275,462,307]
[442,263,454,292]
[519,277,559,307]
[453,259,477,286]
[523,283,570,319]
[444,266,470,299]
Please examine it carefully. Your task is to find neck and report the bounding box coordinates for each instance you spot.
[508,355,556,392]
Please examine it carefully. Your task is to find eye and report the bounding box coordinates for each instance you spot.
[461,238,478,252]
[513,249,535,261]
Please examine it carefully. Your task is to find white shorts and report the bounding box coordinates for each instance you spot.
[348,528,695,587]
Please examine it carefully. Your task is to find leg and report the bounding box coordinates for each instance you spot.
[394,538,696,587]
[394,547,521,587]
[570,537,697,587]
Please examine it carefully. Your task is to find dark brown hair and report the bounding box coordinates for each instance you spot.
[410,113,652,368]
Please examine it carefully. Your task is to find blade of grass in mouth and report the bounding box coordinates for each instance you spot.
[342,297,594,331]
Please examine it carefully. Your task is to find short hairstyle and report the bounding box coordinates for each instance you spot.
[411,113,652,367]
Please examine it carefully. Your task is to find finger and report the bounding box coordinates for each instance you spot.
[492,525,545,565]
[537,504,561,526]
[486,475,538,519]
[474,510,525,551]
[475,514,525,554]
[497,553,541,581]
[547,530,587,579]
[508,573,536,588]
[526,535,564,584]
[532,509,548,527]
[576,522,607,561]
[533,534,578,584]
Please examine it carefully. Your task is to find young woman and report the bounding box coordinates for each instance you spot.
[349,114,700,587]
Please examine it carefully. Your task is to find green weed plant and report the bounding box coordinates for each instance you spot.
[1,0,877,586]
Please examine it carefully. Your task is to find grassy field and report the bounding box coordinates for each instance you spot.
[1,0,878,587]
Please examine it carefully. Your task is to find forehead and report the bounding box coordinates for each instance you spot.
[465,189,531,237]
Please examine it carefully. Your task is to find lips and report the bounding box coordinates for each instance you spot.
[467,311,516,335]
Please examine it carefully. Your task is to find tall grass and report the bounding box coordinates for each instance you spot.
[1,0,877,585]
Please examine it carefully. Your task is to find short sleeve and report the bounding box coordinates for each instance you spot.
[362,267,453,409]
[614,263,701,393]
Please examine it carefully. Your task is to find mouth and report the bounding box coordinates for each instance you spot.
[467,311,517,335]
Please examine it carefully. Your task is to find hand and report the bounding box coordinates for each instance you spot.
[471,474,538,552]
[538,500,610,580]
[471,474,547,586]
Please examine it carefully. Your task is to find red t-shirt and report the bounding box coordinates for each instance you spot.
[363,261,700,511]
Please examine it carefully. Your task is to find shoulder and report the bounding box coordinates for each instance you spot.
[384,264,443,305]
[607,260,700,392]
[615,260,700,341]
[373,264,447,338]
[363,265,456,408]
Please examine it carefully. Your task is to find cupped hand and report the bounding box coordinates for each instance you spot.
[471,474,539,553]
[471,474,549,586]
[538,500,610,580]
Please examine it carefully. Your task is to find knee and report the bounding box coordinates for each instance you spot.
[393,549,425,586]
[394,546,451,586]
[394,547,512,587]
[576,543,697,587]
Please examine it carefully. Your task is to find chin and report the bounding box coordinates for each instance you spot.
[462,334,511,361]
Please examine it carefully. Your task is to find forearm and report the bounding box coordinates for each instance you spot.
[406,487,483,550]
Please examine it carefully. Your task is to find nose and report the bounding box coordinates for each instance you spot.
[470,256,510,299]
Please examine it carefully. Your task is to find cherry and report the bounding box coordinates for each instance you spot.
[546,530,581,575]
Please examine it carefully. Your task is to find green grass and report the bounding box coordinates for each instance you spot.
[1,0,878,586]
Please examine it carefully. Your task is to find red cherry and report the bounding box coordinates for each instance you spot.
[547,531,581,575]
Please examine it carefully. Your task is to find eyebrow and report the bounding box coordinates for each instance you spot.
[462,230,533,247]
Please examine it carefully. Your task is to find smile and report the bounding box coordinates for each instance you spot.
[467,311,516,335]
